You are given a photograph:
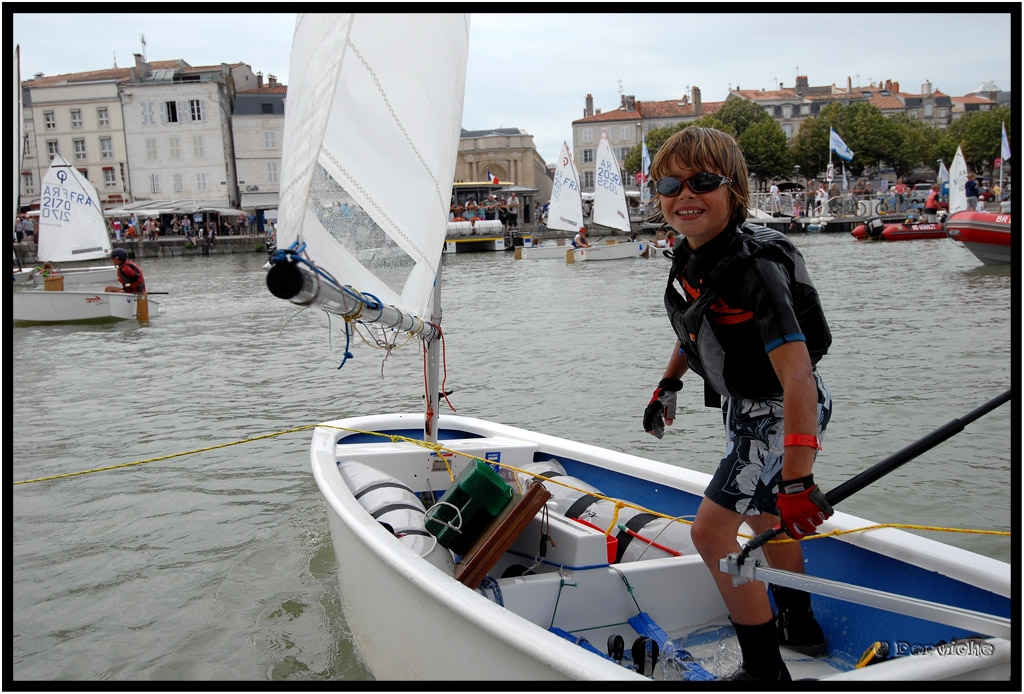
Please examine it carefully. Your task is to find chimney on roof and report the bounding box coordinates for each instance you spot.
[885,79,892,91]
[267,74,277,87]
[33,72,44,80]
[893,81,899,93]
[256,71,263,88]
[847,76,852,93]
[692,86,702,116]
[922,80,932,95]
[795,75,808,97]
[585,93,594,118]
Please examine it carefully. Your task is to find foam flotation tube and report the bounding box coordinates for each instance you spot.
[339,461,455,574]
[514,459,696,561]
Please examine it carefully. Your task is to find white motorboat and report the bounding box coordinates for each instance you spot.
[264,13,1011,682]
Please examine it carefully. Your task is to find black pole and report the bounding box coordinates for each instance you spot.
[739,389,1011,558]
[825,389,1010,506]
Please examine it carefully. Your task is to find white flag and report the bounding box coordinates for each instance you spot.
[829,128,854,162]
[937,160,949,183]
[1001,122,1011,161]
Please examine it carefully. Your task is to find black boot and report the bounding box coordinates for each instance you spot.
[726,617,792,681]
[771,584,827,656]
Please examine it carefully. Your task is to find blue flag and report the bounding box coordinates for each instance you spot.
[829,128,854,162]
[642,139,651,176]
[1001,122,1011,161]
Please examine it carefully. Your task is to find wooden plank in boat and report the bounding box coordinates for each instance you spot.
[454,482,551,589]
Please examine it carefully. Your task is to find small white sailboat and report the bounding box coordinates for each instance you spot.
[947,147,970,217]
[13,154,151,323]
[27,154,118,285]
[569,130,645,262]
[266,13,1011,682]
[517,141,581,260]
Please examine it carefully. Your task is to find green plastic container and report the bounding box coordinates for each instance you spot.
[424,460,513,555]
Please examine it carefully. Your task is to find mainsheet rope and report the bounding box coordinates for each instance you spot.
[12,424,1011,547]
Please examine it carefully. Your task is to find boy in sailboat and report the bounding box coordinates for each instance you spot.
[643,127,833,682]
[105,248,147,294]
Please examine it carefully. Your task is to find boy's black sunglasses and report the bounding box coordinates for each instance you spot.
[655,173,732,197]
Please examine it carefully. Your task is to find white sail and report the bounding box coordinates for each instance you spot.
[276,13,470,319]
[36,153,111,263]
[545,141,584,232]
[592,130,631,231]
[947,147,969,215]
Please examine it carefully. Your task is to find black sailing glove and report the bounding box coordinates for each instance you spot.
[643,378,683,439]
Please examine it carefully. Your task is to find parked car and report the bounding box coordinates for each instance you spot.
[909,183,934,206]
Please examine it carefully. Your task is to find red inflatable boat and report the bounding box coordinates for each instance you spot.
[945,211,1012,265]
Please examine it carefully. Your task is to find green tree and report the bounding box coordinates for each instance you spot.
[714,97,772,139]
[941,106,1012,175]
[623,122,684,174]
[737,119,791,189]
[881,114,936,180]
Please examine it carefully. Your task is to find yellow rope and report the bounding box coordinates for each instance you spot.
[11,422,1013,543]
[13,425,318,485]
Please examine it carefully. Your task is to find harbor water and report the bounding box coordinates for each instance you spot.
[11,234,1013,682]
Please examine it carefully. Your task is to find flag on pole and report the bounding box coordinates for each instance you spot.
[487,170,499,185]
[829,127,854,161]
[1001,122,1011,161]
[937,160,949,183]
[641,139,651,177]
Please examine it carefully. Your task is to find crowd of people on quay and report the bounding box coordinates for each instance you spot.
[449,192,521,231]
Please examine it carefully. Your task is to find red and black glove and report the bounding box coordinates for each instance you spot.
[775,474,833,540]
[643,378,682,439]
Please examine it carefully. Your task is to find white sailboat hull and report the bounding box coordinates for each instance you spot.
[33,266,118,286]
[569,241,647,262]
[515,244,570,260]
[312,413,1011,682]
[12,289,153,323]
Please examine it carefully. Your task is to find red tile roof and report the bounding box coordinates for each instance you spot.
[573,97,724,124]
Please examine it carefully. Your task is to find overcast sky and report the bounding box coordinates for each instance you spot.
[13,11,1012,165]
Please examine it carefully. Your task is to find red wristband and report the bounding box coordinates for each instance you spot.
[784,434,822,450]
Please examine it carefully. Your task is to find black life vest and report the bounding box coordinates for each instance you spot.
[664,222,831,403]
